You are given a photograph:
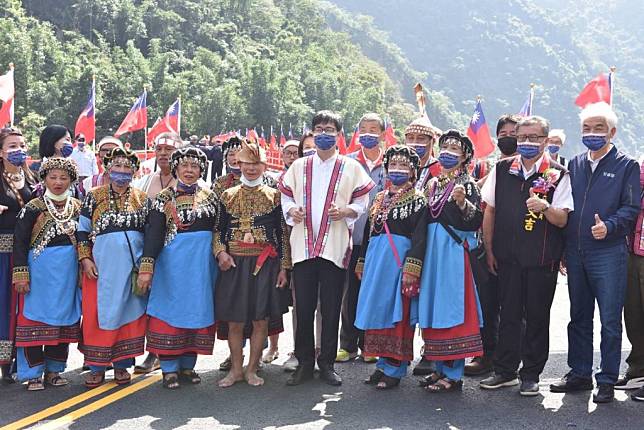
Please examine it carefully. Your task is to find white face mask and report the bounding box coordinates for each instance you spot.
[45,188,70,202]
[240,174,263,188]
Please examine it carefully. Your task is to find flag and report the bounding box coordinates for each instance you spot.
[146,117,162,148]
[146,98,180,146]
[115,90,147,137]
[347,126,360,153]
[279,125,286,146]
[259,126,267,148]
[575,72,612,108]
[337,131,347,155]
[466,99,495,159]
[247,127,259,142]
[0,65,15,127]
[288,123,293,140]
[74,79,96,142]
[383,118,397,147]
[517,87,534,117]
[269,126,277,151]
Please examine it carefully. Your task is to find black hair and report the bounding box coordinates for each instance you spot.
[298,131,314,157]
[39,124,71,159]
[495,114,520,137]
[311,110,343,133]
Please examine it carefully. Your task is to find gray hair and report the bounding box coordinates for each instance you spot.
[516,115,550,136]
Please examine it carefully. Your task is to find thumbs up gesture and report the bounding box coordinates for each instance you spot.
[526,188,548,213]
[591,213,608,240]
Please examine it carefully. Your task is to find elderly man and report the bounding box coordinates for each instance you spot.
[79,136,122,196]
[480,115,573,396]
[550,102,641,403]
[70,133,99,182]
[133,132,181,199]
[547,129,568,167]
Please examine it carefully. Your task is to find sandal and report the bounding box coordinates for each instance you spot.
[162,372,180,389]
[375,374,401,390]
[27,378,45,391]
[178,369,201,384]
[364,369,385,385]
[418,371,444,387]
[114,368,131,385]
[425,377,463,393]
[262,349,279,364]
[84,371,106,389]
[45,372,69,387]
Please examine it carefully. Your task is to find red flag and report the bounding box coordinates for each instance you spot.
[0,98,13,127]
[115,90,147,137]
[74,79,95,142]
[269,134,277,151]
[575,72,612,108]
[279,125,286,147]
[347,127,360,153]
[337,131,347,155]
[466,100,495,159]
[247,128,259,142]
[383,119,397,147]
[146,117,162,148]
[146,99,181,146]
[0,66,15,127]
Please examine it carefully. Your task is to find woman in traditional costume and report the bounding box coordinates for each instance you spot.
[214,141,290,387]
[12,158,81,390]
[0,128,37,382]
[77,148,149,388]
[137,147,218,389]
[417,130,484,393]
[355,145,426,389]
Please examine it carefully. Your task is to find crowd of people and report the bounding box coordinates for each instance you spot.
[0,101,642,406]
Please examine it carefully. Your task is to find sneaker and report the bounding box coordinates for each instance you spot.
[519,380,539,397]
[631,386,644,402]
[593,383,614,404]
[464,356,493,376]
[360,354,377,364]
[480,373,519,389]
[549,373,593,393]
[335,349,358,363]
[283,352,298,372]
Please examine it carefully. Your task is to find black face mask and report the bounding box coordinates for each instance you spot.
[497,136,517,156]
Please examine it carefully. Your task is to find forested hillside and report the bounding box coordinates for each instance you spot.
[329,0,644,157]
[0,0,427,150]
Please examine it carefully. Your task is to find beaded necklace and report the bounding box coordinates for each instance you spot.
[43,194,76,235]
[371,184,412,235]
[170,186,199,230]
[427,175,456,219]
[109,185,131,213]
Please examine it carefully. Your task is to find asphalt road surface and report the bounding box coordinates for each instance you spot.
[1,276,643,430]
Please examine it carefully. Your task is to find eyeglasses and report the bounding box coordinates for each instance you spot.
[516,134,546,143]
[283,150,299,157]
[313,127,338,135]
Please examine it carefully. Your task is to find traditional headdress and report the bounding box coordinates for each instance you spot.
[170,147,208,178]
[38,157,78,183]
[97,136,123,151]
[103,147,140,171]
[237,140,267,164]
[154,132,182,149]
[222,136,244,160]
[438,129,474,165]
[404,115,442,138]
[383,145,421,171]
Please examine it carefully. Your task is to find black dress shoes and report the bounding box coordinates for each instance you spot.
[549,373,593,393]
[286,366,314,386]
[593,384,614,404]
[319,366,342,386]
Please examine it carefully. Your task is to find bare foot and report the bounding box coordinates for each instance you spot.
[218,371,244,388]
[245,370,265,386]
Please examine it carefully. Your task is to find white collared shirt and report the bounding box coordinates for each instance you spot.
[362,148,382,172]
[70,147,99,177]
[587,144,613,173]
[281,153,369,239]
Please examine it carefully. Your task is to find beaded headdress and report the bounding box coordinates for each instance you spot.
[404,116,442,138]
[38,157,79,182]
[103,147,141,171]
[383,145,420,171]
[170,147,207,178]
[438,129,474,165]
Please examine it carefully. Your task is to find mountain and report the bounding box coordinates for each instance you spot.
[328,0,644,158]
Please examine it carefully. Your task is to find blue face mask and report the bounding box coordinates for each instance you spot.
[6,149,27,167]
[77,142,86,149]
[582,134,607,151]
[359,133,380,149]
[228,166,241,176]
[177,180,197,194]
[303,148,316,157]
[61,143,74,158]
[388,169,410,186]
[109,171,133,187]
[314,133,336,151]
[517,142,541,160]
[437,150,461,170]
[547,144,560,154]
[408,144,427,159]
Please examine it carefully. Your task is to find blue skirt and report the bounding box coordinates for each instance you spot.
[147,231,218,329]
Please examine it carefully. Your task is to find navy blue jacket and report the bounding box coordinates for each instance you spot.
[565,145,641,252]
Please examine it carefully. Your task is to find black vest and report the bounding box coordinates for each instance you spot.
[493,158,566,268]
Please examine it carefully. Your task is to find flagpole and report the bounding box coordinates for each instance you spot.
[609,66,616,108]
[143,85,148,161]
[8,63,14,127]
[91,74,96,151]
[529,83,535,115]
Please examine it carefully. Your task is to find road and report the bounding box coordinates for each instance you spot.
[1,277,643,430]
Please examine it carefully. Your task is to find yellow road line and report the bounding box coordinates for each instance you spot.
[33,374,162,430]
[0,373,146,430]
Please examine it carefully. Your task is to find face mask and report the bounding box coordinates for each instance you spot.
[77,142,86,149]
[61,143,74,158]
[314,133,336,151]
[407,144,427,159]
[109,171,133,187]
[176,180,197,194]
[45,188,70,202]
[582,133,608,152]
[547,144,561,154]
[303,148,316,157]
[516,142,541,160]
[241,174,264,188]
[6,149,27,167]
[387,169,410,186]
[228,166,241,176]
[359,133,380,149]
[438,150,461,170]
[497,136,517,156]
